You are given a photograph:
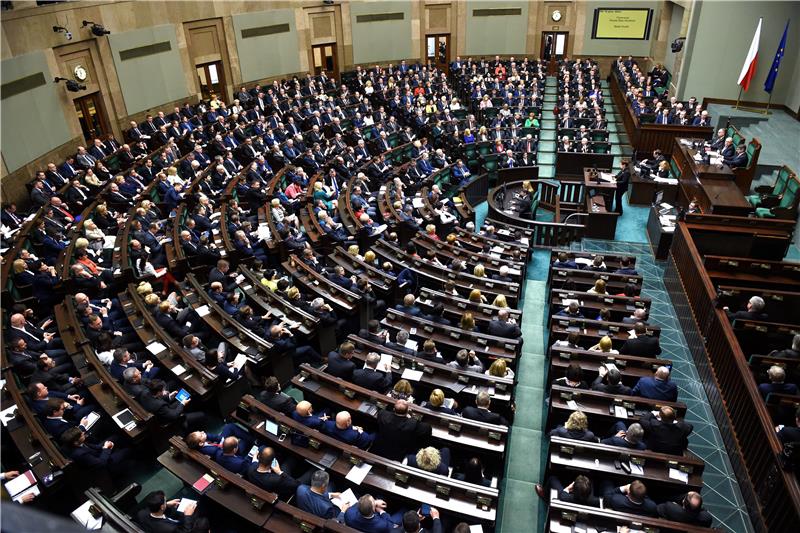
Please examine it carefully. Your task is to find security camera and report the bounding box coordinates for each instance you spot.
[671,38,686,53]
[82,20,111,36]
[53,25,72,40]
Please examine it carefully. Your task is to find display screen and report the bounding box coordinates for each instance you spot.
[592,8,653,40]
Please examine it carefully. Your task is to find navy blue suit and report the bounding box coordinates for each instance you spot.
[632,376,678,402]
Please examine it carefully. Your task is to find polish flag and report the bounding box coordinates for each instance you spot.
[737,18,762,91]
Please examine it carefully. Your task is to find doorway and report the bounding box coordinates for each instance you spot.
[196,61,226,101]
[74,93,110,141]
[312,43,338,79]
[426,34,450,74]
[541,32,568,75]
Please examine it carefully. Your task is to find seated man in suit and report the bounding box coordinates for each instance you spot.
[247,446,307,501]
[327,341,357,380]
[28,381,94,420]
[772,334,800,359]
[725,295,768,321]
[535,474,600,507]
[323,411,375,450]
[719,137,736,159]
[292,400,329,430]
[553,252,579,269]
[208,259,239,293]
[657,492,714,527]
[709,128,726,151]
[352,353,393,393]
[603,480,658,517]
[640,406,693,455]
[371,400,432,460]
[185,423,254,459]
[462,391,508,426]
[622,308,648,325]
[591,366,632,395]
[136,490,204,533]
[758,365,799,398]
[602,422,646,450]
[394,293,423,316]
[41,397,93,440]
[490,265,513,283]
[60,426,130,474]
[487,309,522,338]
[344,494,403,532]
[724,144,748,169]
[614,257,638,275]
[214,436,257,475]
[296,470,349,520]
[30,356,83,395]
[632,366,678,402]
[259,376,298,416]
[139,379,200,429]
[556,302,584,319]
[620,322,661,356]
[109,348,159,382]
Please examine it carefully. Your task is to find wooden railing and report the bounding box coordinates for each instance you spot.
[667,222,800,533]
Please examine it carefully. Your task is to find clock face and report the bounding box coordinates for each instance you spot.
[552,10,562,22]
[74,65,88,81]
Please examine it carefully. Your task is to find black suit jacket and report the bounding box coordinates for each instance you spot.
[371,409,432,460]
[351,367,392,393]
[259,391,297,417]
[136,510,196,533]
[462,406,508,426]
[326,351,356,380]
[657,500,713,527]
[620,335,662,356]
[640,412,693,455]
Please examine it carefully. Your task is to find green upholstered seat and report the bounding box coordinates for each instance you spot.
[756,177,799,218]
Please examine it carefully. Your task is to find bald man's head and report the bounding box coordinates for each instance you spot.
[335,411,351,429]
[296,400,312,417]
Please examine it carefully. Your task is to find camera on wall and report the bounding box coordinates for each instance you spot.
[52,25,72,40]
[82,20,110,36]
[54,77,86,92]
[671,37,686,53]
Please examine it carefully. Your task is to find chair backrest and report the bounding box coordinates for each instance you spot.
[778,177,799,209]
[773,167,792,195]
[670,157,681,178]
[744,140,757,169]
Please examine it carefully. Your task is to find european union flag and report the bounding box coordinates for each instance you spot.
[764,21,789,94]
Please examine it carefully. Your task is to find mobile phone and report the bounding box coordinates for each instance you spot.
[420,503,431,516]
[278,433,286,442]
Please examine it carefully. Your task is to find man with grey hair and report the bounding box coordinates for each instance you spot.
[632,365,678,402]
[623,308,648,325]
[121,367,146,398]
[387,329,415,355]
[295,469,351,520]
[603,422,646,450]
[352,352,392,392]
[491,265,513,283]
[725,295,767,321]
[773,334,800,359]
[487,309,522,338]
[758,365,799,398]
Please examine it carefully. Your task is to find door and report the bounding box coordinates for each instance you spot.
[426,34,450,74]
[196,61,226,101]
[312,43,338,80]
[542,31,569,75]
[74,93,110,141]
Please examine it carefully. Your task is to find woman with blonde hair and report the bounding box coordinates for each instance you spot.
[548,410,598,442]
[486,358,515,379]
[468,288,487,304]
[422,389,458,415]
[460,312,479,333]
[363,250,378,266]
[473,264,486,278]
[388,379,414,403]
[492,294,509,308]
[82,219,106,252]
[425,224,439,241]
[589,335,619,354]
[587,279,607,295]
[408,446,451,475]
[347,244,362,260]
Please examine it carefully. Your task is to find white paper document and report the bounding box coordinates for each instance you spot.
[195,305,211,317]
[170,364,187,376]
[566,400,579,410]
[177,498,197,513]
[668,468,689,483]
[146,342,167,355]
[401,369,424,382]
[630,463,644,475]
[345,462,372,485]
[72,500,103,529]
[614,405,628,419]
[330,488,358,510]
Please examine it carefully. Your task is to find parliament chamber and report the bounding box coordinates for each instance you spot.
[1,1,800,533]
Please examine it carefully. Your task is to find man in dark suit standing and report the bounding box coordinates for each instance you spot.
[632,366,678,402]
[351,353,392,393]
[640,406,693,455]
[371,400,432,460]
[462,392,508,426]
[620,322,662,356]
[657,492,714,527]
[486,309,522,338]
[613,160,630,214]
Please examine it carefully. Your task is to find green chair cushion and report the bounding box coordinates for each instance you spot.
[755,207,776,218]
[745,194,761,207]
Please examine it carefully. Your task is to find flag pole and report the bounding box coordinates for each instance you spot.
[734,86,743,110]
[763,92,773,115]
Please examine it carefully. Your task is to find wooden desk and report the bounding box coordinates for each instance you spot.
[673,139,751,216]
[556,151,614,178]
[629,167,679,206]
[583,168,616,207]
[585,195,619,239]
[646,205,675,260]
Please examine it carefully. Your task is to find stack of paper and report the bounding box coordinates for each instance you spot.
[4,470,39,503]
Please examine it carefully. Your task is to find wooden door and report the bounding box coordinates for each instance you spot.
[312,43,338,80]
[195,61,226,102]
[74,93,110,141]
[426,34,451,74]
